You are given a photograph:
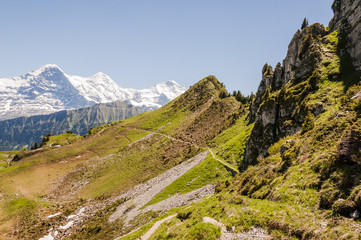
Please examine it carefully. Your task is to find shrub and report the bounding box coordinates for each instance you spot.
[176,211,192,221]
[40,134,52,147]
[12,149,26,162]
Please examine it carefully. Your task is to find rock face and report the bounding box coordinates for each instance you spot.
[245,1,361,164]
[330,0,361,71]
[245,23,327,164]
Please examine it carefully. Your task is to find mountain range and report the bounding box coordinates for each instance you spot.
[0,64,186,121]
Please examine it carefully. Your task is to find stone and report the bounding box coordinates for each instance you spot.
[351,90,361,101]
[280,139,295,155]
[330,0,361,71]
[350,210,360,219]
[335,112,346,118]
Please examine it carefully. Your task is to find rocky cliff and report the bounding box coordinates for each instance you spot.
[330,0,361,71]
[245,0,361,165]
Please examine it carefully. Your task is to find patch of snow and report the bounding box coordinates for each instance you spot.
[38,230,58,240]
[67,214,77,220]
[59,220,74,230]
[47,212,62,218]
[78,207,85,215]
[38,231,55,240]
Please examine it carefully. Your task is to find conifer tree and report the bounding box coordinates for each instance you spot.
[301,18,309,30]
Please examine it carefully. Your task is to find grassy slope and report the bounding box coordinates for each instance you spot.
[0,76,244,239]
[123,29,361,239]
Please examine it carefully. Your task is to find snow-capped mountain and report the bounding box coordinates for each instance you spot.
[0,64,186,120]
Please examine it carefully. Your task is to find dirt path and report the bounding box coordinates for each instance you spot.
[136,127,238,175]
[139,214,177,240]
[127,133,154,147]
[109,151,209,223]
[203,217,271,240]
[207,148,239,174]
[123,135,131,144]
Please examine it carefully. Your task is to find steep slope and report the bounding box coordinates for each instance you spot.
[0,76,243,239]
[0,64,186,120]
[0,100,145,150]
[122,1,361,239]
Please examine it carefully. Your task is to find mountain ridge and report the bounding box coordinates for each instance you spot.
[0,100,146,150]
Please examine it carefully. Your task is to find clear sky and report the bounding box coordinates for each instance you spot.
[0,0,334,95]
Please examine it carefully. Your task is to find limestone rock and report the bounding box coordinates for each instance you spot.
[350,210,360,219]
[330,0,361,71]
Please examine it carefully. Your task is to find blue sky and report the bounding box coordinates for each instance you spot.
[0,0,333,95]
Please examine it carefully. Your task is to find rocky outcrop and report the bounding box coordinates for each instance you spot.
[249,63,284,122]
[249,23,326,122]
[330,0,361,71]
[283,25,326,83]
[245,23,328,164]
[244,0,361,165]
[283,30,302,83]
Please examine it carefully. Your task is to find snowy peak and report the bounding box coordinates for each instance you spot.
[27,64,64,77]
[152,80,185,100]
[0,65,186,120]
[92,72,110,78]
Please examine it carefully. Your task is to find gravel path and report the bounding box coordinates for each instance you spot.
[109,151,208,223]
[117,184,215,240]
[144,184,214,212]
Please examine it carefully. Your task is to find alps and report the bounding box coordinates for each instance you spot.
[0,64,186,120]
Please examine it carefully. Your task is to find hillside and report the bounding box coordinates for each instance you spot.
[1,0,361,239]
[0,76,243,239]
[0,100,146,151]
